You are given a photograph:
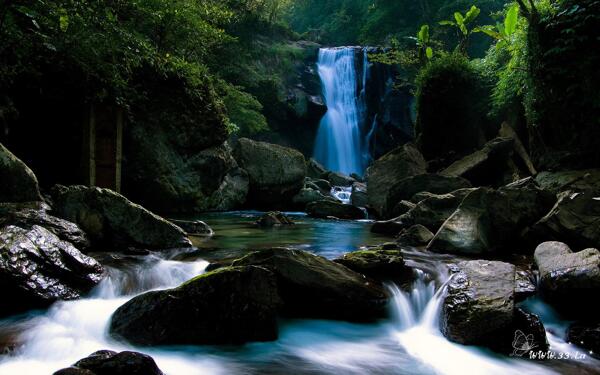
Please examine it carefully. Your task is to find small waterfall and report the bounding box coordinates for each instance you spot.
[313,47,368,176]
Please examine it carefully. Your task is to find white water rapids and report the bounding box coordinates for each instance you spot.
[0,246,596,374]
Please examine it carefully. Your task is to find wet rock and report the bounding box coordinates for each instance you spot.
[350,182,368,208]
[497,308,549,355]
[535,169,600,195]
[397,225,434,246]
[306,158,328,179]
[234,138,306,208]
[0,143,43,203]
[441,137,516,187]
[515,270,537,302]
[400,189,475,233]
[441,260,515,346]
[567,322,600,358]
[390,200,416,218]
[334,247,411,281]
[371,218,408,236]
[531,191,600,249]
[292,188,333,208]
[381,174,471,219]
[232,248,388,321]
[326,171,356,187]
[51,185,191,250]
[429,180,554,254]
[306,200,366,220]
[308,178,332,194]
[534,241,600,315]
[350,173,364,183]
[0,225,104,317]
[366,143,427,218]
[109,266,281,346]
[0,202,90,249]
[53,350,164,375]
[256,212,294,227]
[168,219,213,236]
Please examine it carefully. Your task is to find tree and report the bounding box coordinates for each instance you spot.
[439,5,481,54]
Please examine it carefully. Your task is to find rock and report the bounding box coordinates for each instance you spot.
[256,212,294,227]
[53,350,164,375]
[306,158,328,179]
[531,191,600,249]
[350,173,364,183]
[441,137,516,186]
[1,225,104,317]
[390,200,416,218]
[397,225,434,246]
[441,260,515,346]
[499,122,537,176]
[109,266,281,346]
[535,169,600,196]
[234,138,306,208]
[334,248,411,281]
[503,308,549,355]
[515,270,537,302]
[308,178,332,194]
[429,180,554,254]
[366,144,427,217]
[534,241,600,315]
[306,200,366,220]
[232,248,388,321]
[0,202,90,249]
[292,188,333,207]
[168,219,213,236]
[0,143,43,203]
[371,218,407,236]
[126,135,248,212]
[567,322,600,358]
[400,189,475,233]
[326,172,356,187]
[381,174,471,219]
[350,183,368,208]
[51,185,191,250]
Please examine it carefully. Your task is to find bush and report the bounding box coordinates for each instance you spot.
[415,52,490,162]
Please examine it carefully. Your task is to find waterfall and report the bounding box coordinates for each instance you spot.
[313,47,368,176]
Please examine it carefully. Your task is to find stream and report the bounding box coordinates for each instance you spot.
[0,212,598,374]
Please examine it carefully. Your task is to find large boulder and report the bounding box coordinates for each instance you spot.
[350,182,368,208]
[334,247,411,282]
[256,211,294,227]
[440,137,517,187]
[0,202,90,249]
[326,172,356,187]
[535,169,600,196]
[0,143,42,203]
[1,225,104,317]
[380,174,471,219]
[292,188,333,208]
[429,179,554,254]
[397,224,434,246]
[306,200,366,220]
[534,241,600,315]
[442,260,515,347]
[234,138,306,208]
[231,248,388,321]
[54,350,164,375]
[530,191,600,249]
[109,266,281,346]
[306,158,328,179]
[50,185,191,250]
[366,144,427,217]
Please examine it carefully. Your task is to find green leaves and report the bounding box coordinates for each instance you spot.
[426,47,433,60]
[474,3,521,44]
[464,5,480,24]
[418,25,430,44]
[58,8,69,32]
[504,4,519,36]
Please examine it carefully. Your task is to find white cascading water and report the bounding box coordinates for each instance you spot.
[313,47,368,176]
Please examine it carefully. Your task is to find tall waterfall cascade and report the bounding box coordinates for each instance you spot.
[313,47,370,176]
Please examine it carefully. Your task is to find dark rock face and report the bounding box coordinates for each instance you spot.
[440,137,517,187]
[0,143,43,203]
[382,174,471,219]
[234,138,306,208]
[51,185,191,250]
[306,200,366,220]
[531,191,600,250]
[292,188,333,208]
[256,212,294,227]
[326,172,356,187]
[534,241,600,315]
[232,248,388,321]
[109,266,281,346]
[397,225,434,246]
[0,202,90,250]
[53,350,164,375]
[350,183,368,208]
[366,144,427,218]
[306,158,328,179]
[429,179,554,254]
[334,248,411,282]
[535,169,600,196]
[0,225,104,317]
[568,322,600,358]
[441,260,515,346]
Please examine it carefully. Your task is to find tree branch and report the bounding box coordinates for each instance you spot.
[514,0,531,18]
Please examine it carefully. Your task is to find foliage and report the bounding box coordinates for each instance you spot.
[439,5,482,53]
